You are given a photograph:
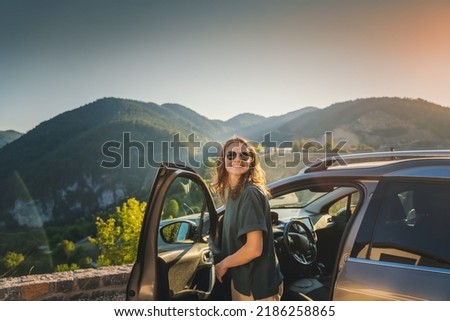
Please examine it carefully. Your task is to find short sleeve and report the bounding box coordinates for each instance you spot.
[237,186,268,240]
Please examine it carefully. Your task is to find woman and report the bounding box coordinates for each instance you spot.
[212,136,283,301]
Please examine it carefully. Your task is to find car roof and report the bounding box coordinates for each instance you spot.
[269,150,450,189]
[384,165,450,179]
[302,150,450,172]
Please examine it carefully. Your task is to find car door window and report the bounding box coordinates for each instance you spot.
[328,191,359,217]
[158,176,210,247]
[369,181,450,269]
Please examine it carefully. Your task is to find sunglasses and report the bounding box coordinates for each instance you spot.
[226,150,251,161]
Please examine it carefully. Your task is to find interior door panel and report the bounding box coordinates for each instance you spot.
[161,243,215,299]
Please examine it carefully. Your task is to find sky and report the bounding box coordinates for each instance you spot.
[1,0,450,133]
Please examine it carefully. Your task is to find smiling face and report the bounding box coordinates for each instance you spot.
[225,142,253,183]
[212,136,268,201]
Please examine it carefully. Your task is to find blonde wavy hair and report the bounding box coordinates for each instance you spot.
[211,136,270,201]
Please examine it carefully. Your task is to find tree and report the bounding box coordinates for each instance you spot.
[1,251,25,277]
[3,251,25,269]
[90,198,146,266]
[60,240,75,256]
[162,199,179,219]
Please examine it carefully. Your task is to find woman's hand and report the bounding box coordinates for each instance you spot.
[215,260,228,283]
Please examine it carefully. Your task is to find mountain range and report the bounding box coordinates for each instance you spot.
[0,130,23,149]
[1,96,450,228]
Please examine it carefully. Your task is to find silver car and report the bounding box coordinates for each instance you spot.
[127,151,450,300]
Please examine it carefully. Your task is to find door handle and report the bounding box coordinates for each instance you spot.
[202,250,213,263]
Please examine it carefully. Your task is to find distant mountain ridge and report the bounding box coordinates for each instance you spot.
[0,130,23,149]
[277,97,450,150]
[0,96,449,228]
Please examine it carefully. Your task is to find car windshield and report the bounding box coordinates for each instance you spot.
[269,186,358,222]
[270,189,329,209]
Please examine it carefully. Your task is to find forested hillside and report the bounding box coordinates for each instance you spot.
[1,96,449,277]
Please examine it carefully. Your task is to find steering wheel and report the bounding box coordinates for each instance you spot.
[283,219,317,266]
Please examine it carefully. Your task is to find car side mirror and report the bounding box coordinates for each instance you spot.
[160,221,197,243]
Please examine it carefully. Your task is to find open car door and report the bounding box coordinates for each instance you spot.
[127,163,219,300]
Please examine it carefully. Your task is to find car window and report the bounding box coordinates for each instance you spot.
[328,191,360,217]
[269,190,328,209]
[158,176,209,247]
[161,177,204,219]
[269,185,360,224]
[369,181,450,269]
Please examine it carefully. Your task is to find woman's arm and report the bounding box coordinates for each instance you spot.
[215,230,263,282]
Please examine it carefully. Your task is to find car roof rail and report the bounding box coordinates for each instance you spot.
[301,150,450,174]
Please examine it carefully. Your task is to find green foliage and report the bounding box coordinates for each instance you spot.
[161,223,181,243]
[3,251,24,269]
[162,199,179,220]
[0,219,98,277]
[0,251,25,277]
[51,239,93,271]
[60,240,75,255]
[54,263,80,272]
[90,198,146,267]
[45,218,96,248]
[80,256,93,267]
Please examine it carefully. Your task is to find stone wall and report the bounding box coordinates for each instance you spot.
[0,265,131,301]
